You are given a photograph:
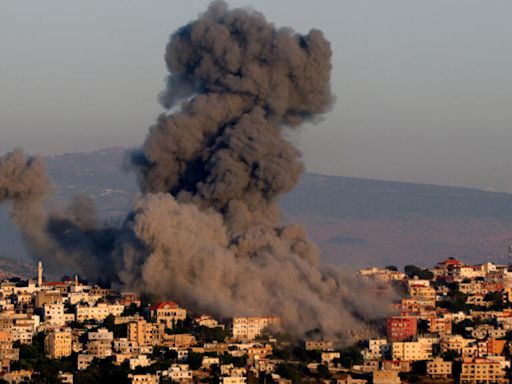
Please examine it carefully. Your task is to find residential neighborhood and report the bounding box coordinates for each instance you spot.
[1,258,512,383]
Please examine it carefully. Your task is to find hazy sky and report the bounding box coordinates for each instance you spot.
[1,1,512,191]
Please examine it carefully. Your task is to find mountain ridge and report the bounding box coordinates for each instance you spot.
[1,147,512,270]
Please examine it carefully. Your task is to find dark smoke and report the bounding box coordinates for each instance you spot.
[0,1,393,338]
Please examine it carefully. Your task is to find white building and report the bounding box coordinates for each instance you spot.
[75,303,124,322]
[231,317,280,340]
[167,364,193,382]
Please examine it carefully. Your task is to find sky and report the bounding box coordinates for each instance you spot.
[1,1,512,191]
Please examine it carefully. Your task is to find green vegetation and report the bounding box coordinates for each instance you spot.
[441,349,460,362]
[404,265,434,280]
[275,363,306,384]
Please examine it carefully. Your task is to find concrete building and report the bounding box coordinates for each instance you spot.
[391,339,433,361]
[460,358,507,384]
[427,358,452,379]
[45,329,72,359]
[231,316,280,340]
[77,354,94,370]
[305,340,333,351]
[372,369,401,384]
[441,335,475,354]
[128,355,152,370]
[366,339,389,360]
[321,352,340,366]
[127,318,164,346]
[194,315,221,328]
[167,363,193,382]
[149,301,186,328]
[129,374,159,384]
[75,303,124,322]
[87,328,113,359]
[43,303,67,326]
[387,316,417,342]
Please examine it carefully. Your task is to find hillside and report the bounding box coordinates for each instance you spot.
[2,147,512,270]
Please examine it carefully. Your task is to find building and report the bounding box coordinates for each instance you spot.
[162,333,196,349]
[222,377,246,384]
[366,339,389,360]
[127,318,164,346]
[87,328,113,359]
[305,340,333,351]
[460,358,507,384]
[231,317,280,340]
[167,363,193,382]
[372,369,401,384]
[1,370,33,383]
[129,374,159,384]
[77,354,94,370]
[75,303,124,322]
[128,355,152,370]
[428,316,452,335]
[59,372,73,384]
[391,339,433,361]
[35,291,62,309]
[440,335,475,354]
[43,304,68,326]
[387,316,417,342]
[194,315,221,328]
[321,352,340,366]
[149,302,186,328]
[427,358,452,379]
[45,329,72,359]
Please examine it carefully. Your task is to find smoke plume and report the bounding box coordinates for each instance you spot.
[0,1,393,338]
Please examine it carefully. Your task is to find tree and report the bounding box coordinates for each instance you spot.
[187,352,203,370]
[441,349,460,362]
[417,269,434,280]
[447,290,469,313]
[192,326,229,343]
[317,364,331,379]
[275,363,304,384]
[404,265,422,278]
[404,265,434,280]
[121,303,139,316]
[337,344,363,368]
[385,265,398,271]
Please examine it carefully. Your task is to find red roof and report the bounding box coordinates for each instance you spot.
[45,281,68,287]
[150,301,179,311]
[438,258,463,267]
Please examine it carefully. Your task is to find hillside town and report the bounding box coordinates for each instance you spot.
[0,259,512,383]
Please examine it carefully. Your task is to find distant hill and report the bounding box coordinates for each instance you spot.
[2,147,512,271]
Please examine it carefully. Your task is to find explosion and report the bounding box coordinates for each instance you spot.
[0,1,392,338]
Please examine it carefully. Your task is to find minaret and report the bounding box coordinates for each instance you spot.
[75,275,79,287]
[37,261,43,287]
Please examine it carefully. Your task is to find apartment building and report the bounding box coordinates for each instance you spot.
[87,328,113,358]
[127,318,164,346]
[427,358,452,379]
[391,340,432,361]
[45,329,72,359]
[231,317,280,340]
[75,303,124,322]
[387,316,417,342]
[460,358,507,384]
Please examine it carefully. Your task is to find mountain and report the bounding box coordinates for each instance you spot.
[2,147,512,270]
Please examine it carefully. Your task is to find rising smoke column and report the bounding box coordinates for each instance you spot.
[0,1,393,338]
[127,1,393,336]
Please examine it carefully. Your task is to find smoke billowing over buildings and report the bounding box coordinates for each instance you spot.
[0,1,392,338]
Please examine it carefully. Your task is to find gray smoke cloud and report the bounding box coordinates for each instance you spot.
[0,1,393,338]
